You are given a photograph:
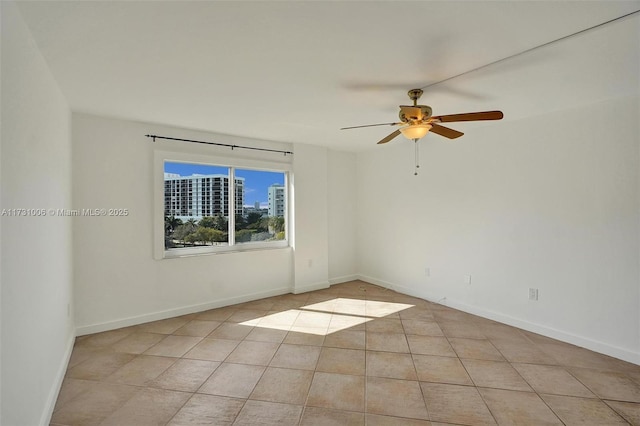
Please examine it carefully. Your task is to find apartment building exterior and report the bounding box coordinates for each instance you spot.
[268,183,285,217]
[164,173,244,219]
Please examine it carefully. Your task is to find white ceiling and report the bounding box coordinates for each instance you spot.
[15,1,640,152]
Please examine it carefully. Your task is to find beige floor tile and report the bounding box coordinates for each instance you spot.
[604,400,640,425]
[167,394,244,425]
[316,347,365,376]
[439,321,485,339]
[226,340,279,365]
[227,308,270,323]
[401,319,444,336]
[198,362,265,398]
[538,342,624,371]
[366,300,411,318]
[398,306,435,321]
[208,322,254,340]
[195,307,236,321]
[173,320,222,337]
[294,310,333,328]
[271,300,308,311]
[100,387,191,426]
[406,335,456,357]
[245,327,288,343]
[324,330,365,350]
[239,298,277,311]
[366,332,410,353]
[365,413,432,425]
[569,367,640,402]
[300,407,364,425]
[52,281,640,425]
[479,388,562,425]
[448,337,505,361]
[434,309,477,323]
[366,377,429,420]
[512,363,595,398]
[412,354,473,385]
[183,338,239,361]
[269,343,321,370]
[136,317,190,334]
[366,351,417,380]
[110,332,166,354]
[491,338,558,364]
[284,330,326,346]
[333,298,367,316]
[252,310,301,328]
[74,328,134,349]
[327,313,368,333]
[541,394,628,425]
[307,372,365,412]
[67,346,102,369]
[150,359,220,392]
[250,367,314,404]
[481,323,530,341]
[462,359,532,392]
[105,355,175,386]
[144,335,202,357]
[421,382,496,425]
[50,382,139,426]
[53,379,100,412]
[66,352,136,381]
[302,297,339,313]
[233,400,303,426]
[366,318,404,333]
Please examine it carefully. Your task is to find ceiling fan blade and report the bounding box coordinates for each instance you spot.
[377,129,401,145]
[400,105,423,120]
[341,122,401,130]
[433,110,503,123]
[430,123,464,139]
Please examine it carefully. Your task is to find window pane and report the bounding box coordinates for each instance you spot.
[234,169,286,244]
[164,162,230,249]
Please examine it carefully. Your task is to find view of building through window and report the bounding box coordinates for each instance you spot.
[164,162,286,250]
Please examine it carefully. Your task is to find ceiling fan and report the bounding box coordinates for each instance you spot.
[341,88,503,144]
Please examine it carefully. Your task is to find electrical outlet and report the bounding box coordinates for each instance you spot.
[528,288,539,301]
[464,274,472,285]
[425,267,431,277]
[307,259,313,267]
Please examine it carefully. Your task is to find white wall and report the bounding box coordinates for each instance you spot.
[291,144,330,292]
[73,115,294,333]
[1,2,75,424]
[357,94,639,363]
[328,150,358,283]
[72,114,357,333]
[356,12,640,365]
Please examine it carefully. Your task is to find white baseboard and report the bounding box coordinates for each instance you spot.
[328,275,359,285]
[41,331,75,425]
[76,286,293,336]
[362,277,640,366]
[355,274,396,291]
[293,281,330,294]
[443,297,640,366]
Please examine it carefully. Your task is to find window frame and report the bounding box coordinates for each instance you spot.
[154,150,291,260]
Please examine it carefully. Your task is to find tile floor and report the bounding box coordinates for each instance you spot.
[52,281,640,425]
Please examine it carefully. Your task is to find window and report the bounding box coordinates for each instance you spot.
[155,151,290,259]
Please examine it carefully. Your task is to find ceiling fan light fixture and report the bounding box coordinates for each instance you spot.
[400,123,432,140]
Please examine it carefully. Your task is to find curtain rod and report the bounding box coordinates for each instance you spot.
[145,134,293,156]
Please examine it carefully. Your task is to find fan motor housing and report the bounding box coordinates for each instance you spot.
[399,105,432,123]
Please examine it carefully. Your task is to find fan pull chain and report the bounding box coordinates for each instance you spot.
[414,138,420,176]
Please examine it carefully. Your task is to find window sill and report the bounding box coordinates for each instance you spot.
[162,240,290,259]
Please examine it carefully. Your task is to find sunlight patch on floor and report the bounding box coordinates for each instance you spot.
[239,298,414,336]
